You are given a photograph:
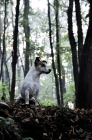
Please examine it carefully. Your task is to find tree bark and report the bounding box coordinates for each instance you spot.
[1,0,7,81]
[48,0,60,105]
[23,0,30,77]
[61,65,66,94]
[78,1,92,109]
[54,0,63,105]
[10,0,20,101]
[74,0,83,67]
[67,0,78,107]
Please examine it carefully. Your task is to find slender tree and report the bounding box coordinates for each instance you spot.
[1,0,7,81]
[0,14,1,60]
[74,0,83,67]
[54,0,63,105]
[67,0,78,107]
[0,0,10,97]
[48,0,60,105]
[61,65,66,94]
[10,0,20,101]
[23,0,30,77]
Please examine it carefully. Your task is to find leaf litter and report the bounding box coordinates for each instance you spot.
[1,101,92,140]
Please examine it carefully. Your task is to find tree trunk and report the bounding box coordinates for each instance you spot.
[1,0,6,79]
[74,0,83,108]
[10,0,20,101]
[17,45,21,93]
[78,1,92,109]
[61,65,66,94]
[48,0,60,105]
[67,0,78,107]
[23,0,30,77]
[74,0,83,67]
[0,45,1,80]
[54,0,63,105]
[0,18,1,78]
[1,0,7,96]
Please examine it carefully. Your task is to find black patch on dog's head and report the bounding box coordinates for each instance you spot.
[42,60,47,63]
[35,57,40,66]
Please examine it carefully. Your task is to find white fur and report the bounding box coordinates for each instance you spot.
[16,59,51,104]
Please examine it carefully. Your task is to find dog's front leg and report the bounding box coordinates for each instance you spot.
[35,92,39,105]
[25,90,29,104]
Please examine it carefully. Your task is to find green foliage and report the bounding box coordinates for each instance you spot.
[0,117,15,130]
[22,137,34,140]
[40,73,56,105]
[0,117,21,140]
[6,118,15,125]
[0,116,34,140]
[40,99,55,106]
[63,82,75,106]
[0,82,9,98]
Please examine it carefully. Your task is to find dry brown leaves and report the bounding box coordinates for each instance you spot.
[1,102,92,140]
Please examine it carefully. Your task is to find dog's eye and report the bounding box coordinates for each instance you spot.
[41,64,45,67]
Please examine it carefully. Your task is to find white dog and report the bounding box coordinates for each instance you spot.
[16,57,51,104]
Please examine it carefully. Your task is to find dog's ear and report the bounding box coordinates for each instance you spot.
[35,57,40,66]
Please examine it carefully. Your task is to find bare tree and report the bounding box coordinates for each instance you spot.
[68,0,92,108]
[23,0,30,76]
[67,0,78,107]
[48,0,60,105]
[78,0,92,109]
[54,0,63,105]
[10,0,20,101]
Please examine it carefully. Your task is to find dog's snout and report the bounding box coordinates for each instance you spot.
[49,69,51,73]
[47,69,51,74]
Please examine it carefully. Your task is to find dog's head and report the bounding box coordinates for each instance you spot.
[34,57,51,74]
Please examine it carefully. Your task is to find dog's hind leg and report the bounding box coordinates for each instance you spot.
[25,90,29,104]
[15,95,22,102]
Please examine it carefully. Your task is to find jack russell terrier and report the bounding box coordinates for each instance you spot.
[16,57,51,104]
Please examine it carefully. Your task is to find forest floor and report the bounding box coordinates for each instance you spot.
[0,101,92,140]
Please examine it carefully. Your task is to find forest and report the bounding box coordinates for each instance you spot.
[0,0,92,139]
[0,0,92,109]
